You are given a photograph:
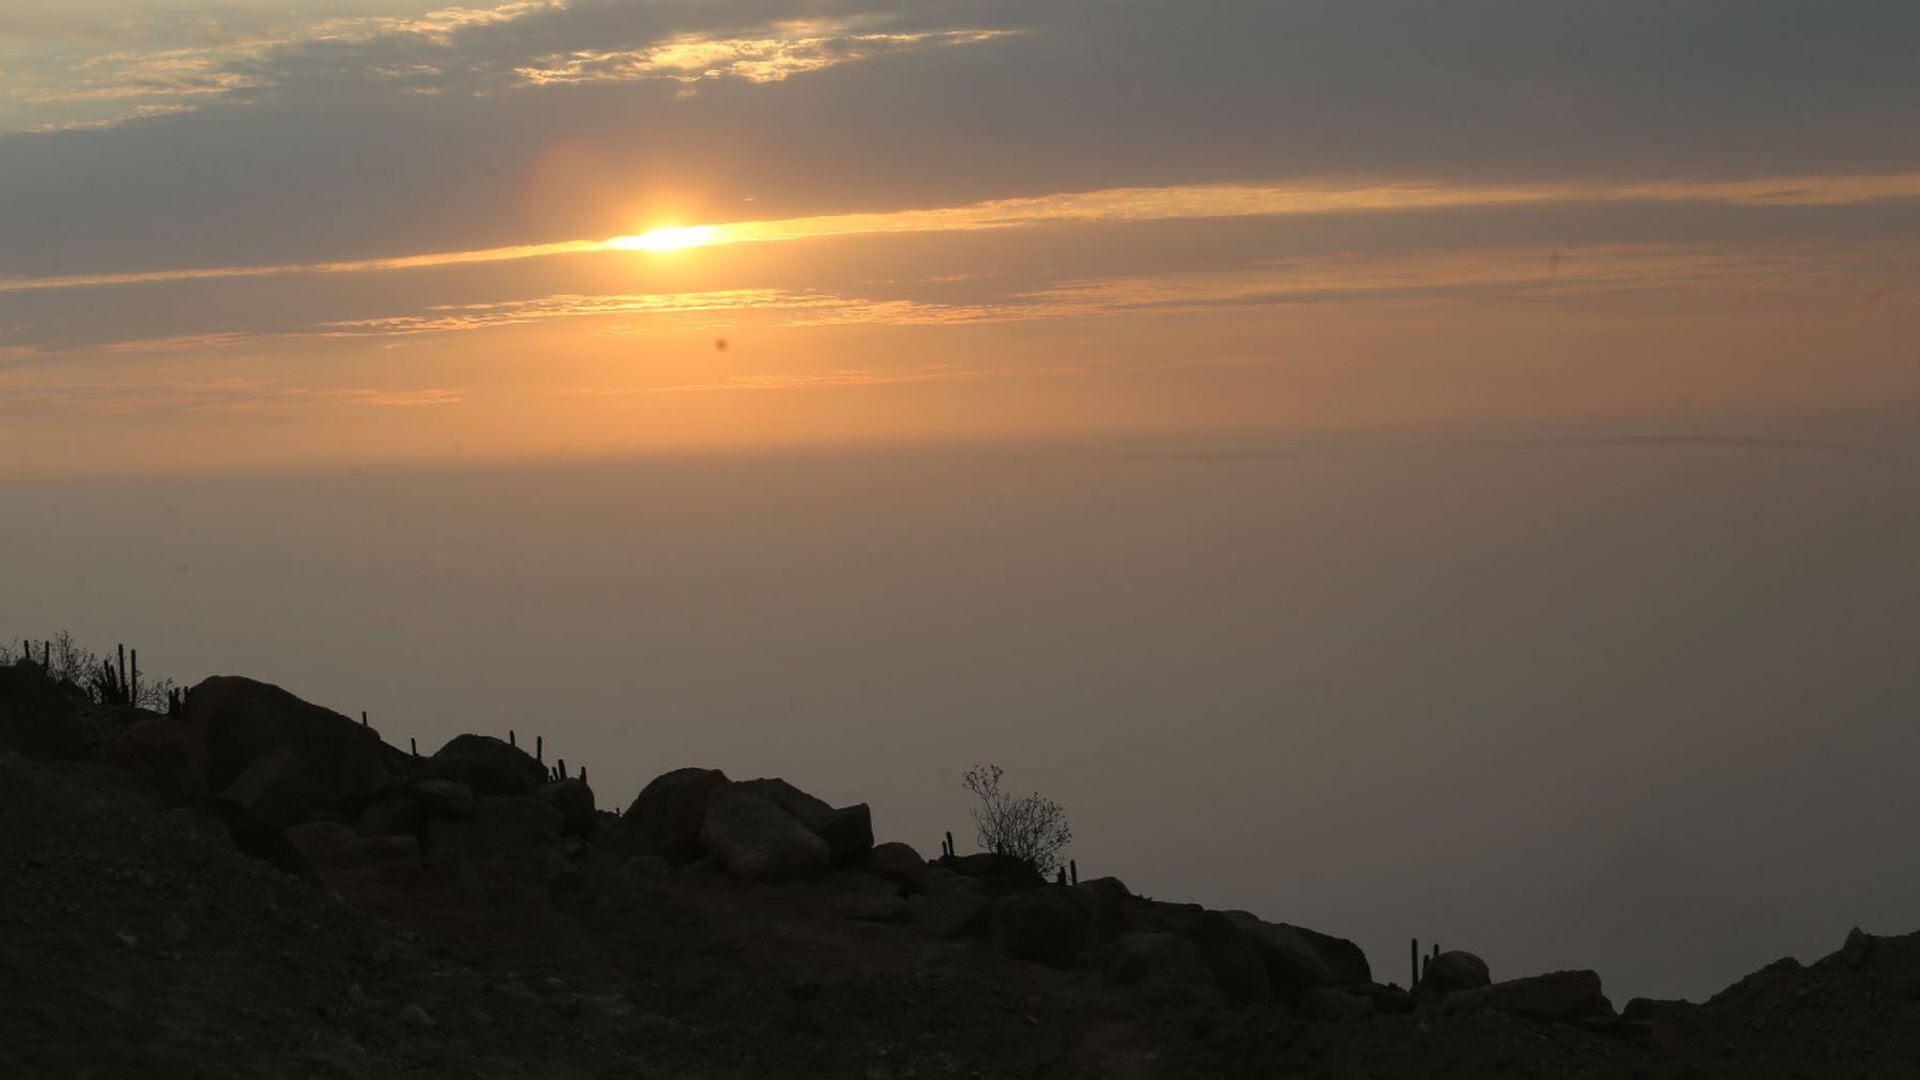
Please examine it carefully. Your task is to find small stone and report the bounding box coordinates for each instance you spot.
[398,1004,436,1029]
[114,930,139,949]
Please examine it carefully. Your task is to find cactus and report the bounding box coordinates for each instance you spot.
[1069,859,1078,885]
[508,729,516,748]
[410,737,418,759]
[1411,939,1419,987]
[129,649,137,707]
[579,766,587,785]
[536,735,543,764]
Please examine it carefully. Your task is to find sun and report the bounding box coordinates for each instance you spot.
[609,224,720,252]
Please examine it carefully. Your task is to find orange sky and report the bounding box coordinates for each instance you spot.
[2,2,1918,476]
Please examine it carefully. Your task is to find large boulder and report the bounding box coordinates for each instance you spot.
[410,780,476,819]
[907,892,995,939]
[1223,911,1336,1000]
[100,716,207,802]
[186,676,399,808]
[1419,950,1493,997]
[1442,970,1614,1023]
[1100,933,1212,986]
[1141,904,1271,1004]
[530,778,596,837]
[604,767,731,864]
[424,795,566,868]
[698,787,830,882]
[1285,924,1372,985]
[1065,877,1135,945]
[211,798,322,885]
[730,778,872,863]
[217,747,326,831]
[422,734,545,796]
[862,842,932,895]
[0,661,94,760]
[995,887,1092,969]
[358,791,425,836]
[1297,987,1374,1022]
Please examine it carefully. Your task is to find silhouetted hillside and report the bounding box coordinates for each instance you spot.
[2,657,1916,1078]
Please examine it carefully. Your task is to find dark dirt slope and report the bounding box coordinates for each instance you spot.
[0,748,1146,1080]
[5,660,1920,1079]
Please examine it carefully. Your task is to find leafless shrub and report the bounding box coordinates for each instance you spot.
[963,763,1072,876]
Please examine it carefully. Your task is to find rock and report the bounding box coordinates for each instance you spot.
[1354,982,1416,1014]
[409,780,476,819]
[1149,906,1270,1004]
[286,821,358,864]
[100,717,207,802]
[730,778,872,863]
[422,734,545,796]
[1298,987,1374,1021]
[1065,877,1135,945]
[1101,933,1212,986]
[344,834,420,866]
[907,892,995,939]
[357,792,424,837]
[1621,997,1687,1023]
[942,852,1045,897]
[530,778,596,836]
[629,855,673,878]
[1843,926,1874,968]
[862,842,932,894]
[1223,911,1336,1000]
[1418,950,1492,997]
[211,797,323,885]
[836,891,911,924]
[995,887,1091,969]
[605,767,731,864]
[470,796,566,857]
[1285,923,1373,985]
[0,660,93,760]
[926,866,984,896]
[218,747,326,831]
[398,1004,436,1030]
[1442,969,1613,1023]
[698,787,830,882]
[186,676,400,805]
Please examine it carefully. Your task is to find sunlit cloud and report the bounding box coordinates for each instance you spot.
[514,22,1016,88]
[2,3,1011,132]
[0,375,461,416]
[10,171,1920,297]
[567,364,1089,395]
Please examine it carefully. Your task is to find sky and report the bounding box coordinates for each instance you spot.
[3,0,1920,1002]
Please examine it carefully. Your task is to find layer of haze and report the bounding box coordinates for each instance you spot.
[6,420,1920,1003]
[4,0,1920,1004]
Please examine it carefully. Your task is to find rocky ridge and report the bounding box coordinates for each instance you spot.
[2,658,1917,1078]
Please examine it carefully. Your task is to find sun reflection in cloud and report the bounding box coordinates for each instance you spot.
[610,225,720,252]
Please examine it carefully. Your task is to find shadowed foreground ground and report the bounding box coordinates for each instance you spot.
[3,661,1918,1079]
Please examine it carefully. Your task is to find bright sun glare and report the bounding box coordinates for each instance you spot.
[610,225,720,252]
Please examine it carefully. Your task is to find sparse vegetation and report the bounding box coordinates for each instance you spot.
[3,632,177,712]
[962,763,1072,876]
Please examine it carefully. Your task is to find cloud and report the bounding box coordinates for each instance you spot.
[8,171,1920,297]
[4,1,1917,279]
[2,1,1012,131]
[567,362,1086,395]
[513,23,1015,88]
[0,374,461,416]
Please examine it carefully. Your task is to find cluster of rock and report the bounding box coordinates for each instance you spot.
[3,662,1630,1033]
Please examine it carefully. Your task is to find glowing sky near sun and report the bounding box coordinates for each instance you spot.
[1,0,1918,475]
